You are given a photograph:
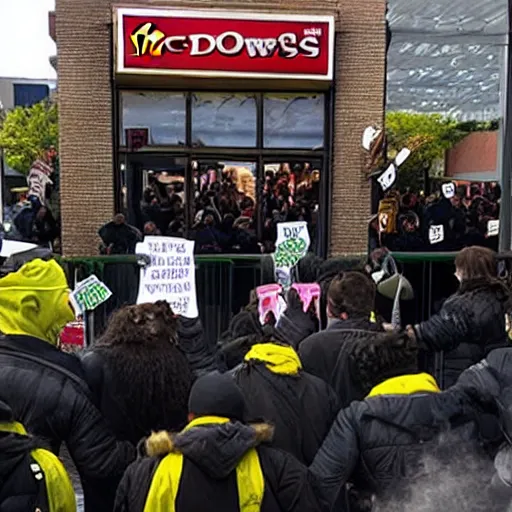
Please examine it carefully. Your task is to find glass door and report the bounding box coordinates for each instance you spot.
[123,153,187,236]
[189,158,259,254]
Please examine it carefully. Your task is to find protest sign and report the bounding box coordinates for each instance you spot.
[70,275,112,316]
[441,182,455,199]
[429,225,444,245]
[273,221,310,287]
[377,164,396,192]
[487,219,500,237]
[136,236,198,318]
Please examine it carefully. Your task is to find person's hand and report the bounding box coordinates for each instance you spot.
[382,322,395,332]
[406,325,416,341]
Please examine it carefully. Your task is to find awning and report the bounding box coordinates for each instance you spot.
[387,0,507,120]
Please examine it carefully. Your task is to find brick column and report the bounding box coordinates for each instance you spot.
[56,0,115,256]
[330,0,387,255]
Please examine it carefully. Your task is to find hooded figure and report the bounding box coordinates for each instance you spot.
[0,399,76,511]
[232,341,339,465]
[310,331,488,512]
[114,372,322,512]
[0,258,135,512]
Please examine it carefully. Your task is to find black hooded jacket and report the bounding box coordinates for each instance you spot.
[298,317,382,407]
[0,427,44,511]
[415,279,509,388]
[114,421,323,512]
[0,335,135,512]
[310,385,486,512]
[232,361,340,465]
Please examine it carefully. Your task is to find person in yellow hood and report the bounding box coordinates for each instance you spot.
[0,257,135,512]
[0,258,75,344]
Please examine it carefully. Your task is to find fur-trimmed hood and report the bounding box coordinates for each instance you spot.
[146,420,274,479]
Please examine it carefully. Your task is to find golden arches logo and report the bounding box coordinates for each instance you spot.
[130,23,166,57]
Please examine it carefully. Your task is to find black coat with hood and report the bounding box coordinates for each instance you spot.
[298,317,382,407]
[114,420,323,512]
[0,335,135,512]
[310,376,487,512]
[231,345,340,465]
[414,278,510,388]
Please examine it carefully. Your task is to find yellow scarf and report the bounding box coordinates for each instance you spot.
[367,373,440,398]
[144,415,264,512]
[245,343,302,376]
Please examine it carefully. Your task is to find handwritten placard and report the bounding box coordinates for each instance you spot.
[429,224,444,245]
[273,221,310,287]
[70,275,112,316]
[487,219,500,237]
[377,163,396,192]
[136,236,198,318]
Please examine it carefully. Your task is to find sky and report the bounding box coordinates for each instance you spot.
[0,0,56,79]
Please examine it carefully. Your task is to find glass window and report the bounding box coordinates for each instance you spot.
[264,94,325,149]
[121,92,186,146]
[191,159,259,254]
[262,161,321,253]
[192,94,257,147]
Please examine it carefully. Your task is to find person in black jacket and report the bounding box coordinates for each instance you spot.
[310,331,488,512]
[0,258,135,512]
[299,271,382,406]
[81,301,194,446]
[410,246,510,389]
[0,399,76,511]
[115,372,323,512]
[177,315,217,377]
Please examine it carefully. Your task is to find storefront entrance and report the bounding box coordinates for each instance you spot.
[117,91,331,256]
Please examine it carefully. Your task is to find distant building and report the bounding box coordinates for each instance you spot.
[0,77,56,111]
[445,131,498,182]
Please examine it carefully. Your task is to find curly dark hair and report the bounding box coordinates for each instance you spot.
[350,331,418,394]
[90,301,193,443]
[96,300,179,348]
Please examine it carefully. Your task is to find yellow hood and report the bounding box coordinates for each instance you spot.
[367,373,440,398]
[0,259,74,345]
[245,343,302,376]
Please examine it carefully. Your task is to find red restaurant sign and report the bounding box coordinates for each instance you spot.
[115,8,335,80]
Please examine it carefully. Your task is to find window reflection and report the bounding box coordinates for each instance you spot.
[121,92,186,146]
[139,158,187,237]
[192,94,257,148]
[264,94,324,149]
[191,160,259,254]
[262,162,321,253]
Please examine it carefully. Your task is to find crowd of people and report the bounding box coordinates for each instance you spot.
[131,161,320,255]
[373,182,501,253]
[2,244,512,511]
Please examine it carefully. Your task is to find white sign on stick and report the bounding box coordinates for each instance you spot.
[429,225,445,245]
[136,236,198,318]
[487,219,500,237]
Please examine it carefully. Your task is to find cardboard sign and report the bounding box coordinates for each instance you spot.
[377,164,396,192]
[442,182,455,199]
[488,219,500,237]
[256,284,283,325]
[429,225,445,245]
[362,126,382,151]
[395,148,411,167]
[273,221,310,287]
[136,236,198,318]
[70,275,112,316]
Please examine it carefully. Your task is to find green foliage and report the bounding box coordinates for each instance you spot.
[385,111,465,191]
[0,101,58,175]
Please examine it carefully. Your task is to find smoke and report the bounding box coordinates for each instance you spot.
[373,434,507,512]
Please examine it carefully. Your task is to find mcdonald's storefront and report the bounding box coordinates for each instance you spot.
[55,0,387,256]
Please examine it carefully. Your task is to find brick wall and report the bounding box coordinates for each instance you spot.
[56,0,386,256]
